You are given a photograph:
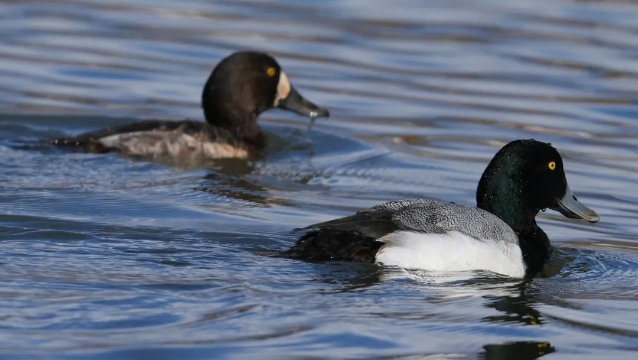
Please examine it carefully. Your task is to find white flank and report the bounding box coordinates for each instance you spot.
[375,230,525,278]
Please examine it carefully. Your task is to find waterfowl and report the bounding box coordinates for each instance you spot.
[51,51,329,160]
[287,140,599,278]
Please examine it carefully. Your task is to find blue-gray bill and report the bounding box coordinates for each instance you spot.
[277,85,329,131]
[552,185,600,223]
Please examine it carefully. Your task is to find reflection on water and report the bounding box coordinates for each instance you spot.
[482,341,555,360]
[0,0,638,358]
[484,291,543,326]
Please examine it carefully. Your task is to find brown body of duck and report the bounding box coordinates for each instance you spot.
[52,51,330,160]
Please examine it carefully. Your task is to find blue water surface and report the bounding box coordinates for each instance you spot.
[0,0,637,359]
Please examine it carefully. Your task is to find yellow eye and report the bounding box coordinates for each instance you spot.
[548,161,556,170]
[266,67,276,77]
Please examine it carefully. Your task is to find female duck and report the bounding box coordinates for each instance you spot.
[52,51,329,160]
[287,140,599,278]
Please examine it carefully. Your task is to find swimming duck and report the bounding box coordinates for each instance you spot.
[51,51,329,159]
[287,139,599,278]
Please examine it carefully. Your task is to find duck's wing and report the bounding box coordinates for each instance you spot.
[294,208,397,239]
[294,199,442,239]
[296,198,516,244]
[52,120,203,150]
[51,120,245,157]
[390,201,518,244]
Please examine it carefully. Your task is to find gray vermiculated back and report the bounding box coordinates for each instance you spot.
[366,199,518,244]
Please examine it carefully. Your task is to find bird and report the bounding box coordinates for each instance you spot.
[51,51,329,161]
[286,139,599,278]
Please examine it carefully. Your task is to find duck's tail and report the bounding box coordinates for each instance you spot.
[50,137,110,153]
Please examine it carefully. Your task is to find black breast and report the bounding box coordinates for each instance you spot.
[516,225,552,278]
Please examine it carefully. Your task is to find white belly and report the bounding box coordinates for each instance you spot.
[375,230,525,278]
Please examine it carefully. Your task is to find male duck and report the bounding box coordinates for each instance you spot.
[287,140,599,278]
[52,51,329,160]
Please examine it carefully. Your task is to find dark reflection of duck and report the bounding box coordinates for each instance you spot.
[482,286,542,325]
[300,268,554,359]
[481,341,555,360]
[52,51,329,161]
[195,170,293,207]
[479,285,555,359]
[288,139,599,279]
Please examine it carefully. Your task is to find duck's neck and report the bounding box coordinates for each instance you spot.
[477,176,539,230]
[201,82,266,148]
[202,108,267,149]
[477,175,551,277]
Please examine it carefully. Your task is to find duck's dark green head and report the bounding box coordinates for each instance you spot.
[201,51,329,143]
[476,139,599,229]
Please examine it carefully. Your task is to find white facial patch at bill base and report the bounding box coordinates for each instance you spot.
[273,71,291,106]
